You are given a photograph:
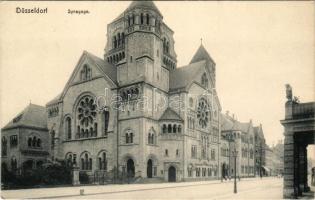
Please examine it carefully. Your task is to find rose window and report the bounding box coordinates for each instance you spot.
[197,98,210,129]
[77,96,97,127]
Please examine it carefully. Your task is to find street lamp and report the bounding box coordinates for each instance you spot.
[232,148,238,194]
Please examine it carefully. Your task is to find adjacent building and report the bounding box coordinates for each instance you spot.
[220,112,258,178]
[253,124,266,176]
[1,104,49,174]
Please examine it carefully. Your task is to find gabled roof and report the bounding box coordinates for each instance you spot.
[85,51,117,84]
[220,113,235,131]
[49,51,117,106]
[190,44,215,65]
[46,93,62,106]
[234,121,251,133]
[159,108,183,122]
[169,60,206,92]
[220,114,251,133]
[2,104,47,131]
[254,125,265,139]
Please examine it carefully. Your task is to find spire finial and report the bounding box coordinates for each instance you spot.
[200,38,203,45]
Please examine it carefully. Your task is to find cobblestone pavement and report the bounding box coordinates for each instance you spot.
[1,177,284,199]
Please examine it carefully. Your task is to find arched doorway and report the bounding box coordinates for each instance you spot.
[222,163,226,179]
[168,166,176,182]
[147,159,153,178]
[127,159,135,178]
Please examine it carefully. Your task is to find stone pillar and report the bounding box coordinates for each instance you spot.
[283,134,295,199]
[298,145,305,194]
[303,147,310,192]
[72,166,80,186]
[294,139,301,197]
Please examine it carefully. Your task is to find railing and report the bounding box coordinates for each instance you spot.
[292,102,315,119]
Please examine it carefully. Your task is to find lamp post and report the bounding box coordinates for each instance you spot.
[232,148,238,194]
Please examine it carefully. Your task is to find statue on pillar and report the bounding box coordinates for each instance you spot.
[285,84,293,101]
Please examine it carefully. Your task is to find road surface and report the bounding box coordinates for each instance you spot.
[1,177,283,199]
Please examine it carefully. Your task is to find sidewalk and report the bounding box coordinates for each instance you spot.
[1,177,267,199]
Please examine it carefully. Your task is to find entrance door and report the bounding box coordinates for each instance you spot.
[168,166,176,182]
[127,159,135,178]
[147,159,153,178]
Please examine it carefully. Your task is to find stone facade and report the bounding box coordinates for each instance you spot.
[2,1,266,184]
[253,125,266,176]
[1,104,49,173]
[43,1,222,182]
[280,84,315,198]
[220,113,257,178]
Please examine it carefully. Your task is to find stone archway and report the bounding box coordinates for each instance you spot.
[127,159,135,178]
[168,166,176,182]
[147,159,153,178]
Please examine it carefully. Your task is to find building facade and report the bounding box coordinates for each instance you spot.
[44,1,222,182]
[220,112,257,178]
[1,104,50,173]
[280,84,315,198]
[253,125,266,176]
[1,1,266,184]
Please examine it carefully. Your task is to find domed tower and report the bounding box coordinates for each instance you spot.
[104,0,177,91]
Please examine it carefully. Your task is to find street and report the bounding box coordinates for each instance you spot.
[1,177,284,199]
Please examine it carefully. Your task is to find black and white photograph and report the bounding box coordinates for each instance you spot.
[0,1,314,199]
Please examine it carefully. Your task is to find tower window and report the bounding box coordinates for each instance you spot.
[125,129,134,144]
[130,56,133,63]
[146,14,150,25]
[140,13,144,24]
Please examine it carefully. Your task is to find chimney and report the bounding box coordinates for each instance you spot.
[226,110,229,116]
[232,114,235,119]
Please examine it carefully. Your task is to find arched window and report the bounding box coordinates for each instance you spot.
[98,152,107,171]
[148,133,152,144]
[126,130,133,144]
[11,157,17,170]
[65,117,71,140]
[140,13,144,24]
[162,124,167,133]
[117,33,121,47]
[32,136,37,147]
[173,124,177,133]
[132,14,135,24]
[37,138,41,147]
[51,130,55,148]
[66,153,73,167]
[201,73,208,88]
[113,36,117,48]
[1,137,7,156]
[168,124,172,133]
[163,38,166,52]
[103,110,109,136]
[146,14,150,25]
[166,42,169,53]
[122,33,125,45]
[81,152,92,170]
[148,129,155,145]
[128,16,131,26]
[28,137,32,147]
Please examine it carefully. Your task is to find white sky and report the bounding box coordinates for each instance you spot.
[0,1,314,147]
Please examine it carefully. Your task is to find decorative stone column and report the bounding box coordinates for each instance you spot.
[72,166,80,186]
